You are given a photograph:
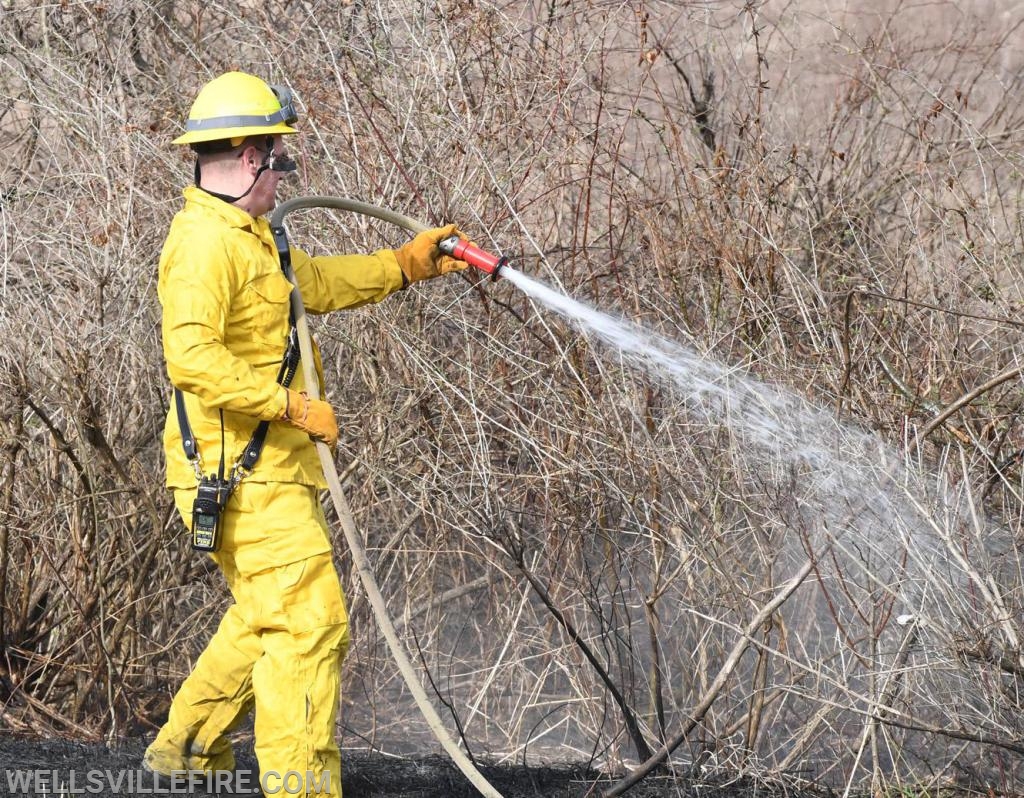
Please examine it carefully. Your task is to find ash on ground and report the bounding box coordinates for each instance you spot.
[0,737,828,798]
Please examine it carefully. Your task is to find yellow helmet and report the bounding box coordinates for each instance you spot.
[172,71,298,146]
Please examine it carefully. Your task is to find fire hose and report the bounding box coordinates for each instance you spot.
[269,196,505,798]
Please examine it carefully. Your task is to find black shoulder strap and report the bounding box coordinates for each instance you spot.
[237,326,300,471]
[177,304,300,476]
[175,387,198,461]
[177,222,301,477]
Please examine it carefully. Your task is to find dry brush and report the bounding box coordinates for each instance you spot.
[1,1,1023,795]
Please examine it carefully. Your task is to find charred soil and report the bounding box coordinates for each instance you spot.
[0,737,833,798]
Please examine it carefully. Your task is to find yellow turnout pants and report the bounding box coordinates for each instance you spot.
[145,482,349,796]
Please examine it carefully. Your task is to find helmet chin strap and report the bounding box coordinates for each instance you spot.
[196,136,297,205]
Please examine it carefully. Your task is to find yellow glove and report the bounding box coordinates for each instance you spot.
[394,224,469,284]
[282,389,339,448]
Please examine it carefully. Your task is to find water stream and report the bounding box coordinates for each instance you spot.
[500,266,947,572]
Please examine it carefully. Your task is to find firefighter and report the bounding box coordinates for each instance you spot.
[144,71,467,794]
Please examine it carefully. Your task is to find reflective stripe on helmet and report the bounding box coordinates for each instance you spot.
[186,107,296,132]
[186,112,280,131]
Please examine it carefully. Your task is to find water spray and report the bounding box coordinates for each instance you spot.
[270,196,965,795]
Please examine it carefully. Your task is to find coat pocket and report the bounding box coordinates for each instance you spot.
[241,271,293,346]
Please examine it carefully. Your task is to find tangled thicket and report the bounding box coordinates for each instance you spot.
[2,1,1023,795]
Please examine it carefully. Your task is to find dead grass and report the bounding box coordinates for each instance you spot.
[1,1,1023,795]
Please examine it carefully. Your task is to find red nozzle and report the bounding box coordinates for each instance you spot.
[438,236,507,278]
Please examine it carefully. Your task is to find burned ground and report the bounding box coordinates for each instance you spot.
[0,737,830,798]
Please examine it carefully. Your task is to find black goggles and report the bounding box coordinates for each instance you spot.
[269,84,298,126]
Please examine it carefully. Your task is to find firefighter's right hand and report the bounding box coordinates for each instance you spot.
[394,224,469,284]
[282,389,339,448]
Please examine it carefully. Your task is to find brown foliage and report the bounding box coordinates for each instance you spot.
[1,1,1023,794]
